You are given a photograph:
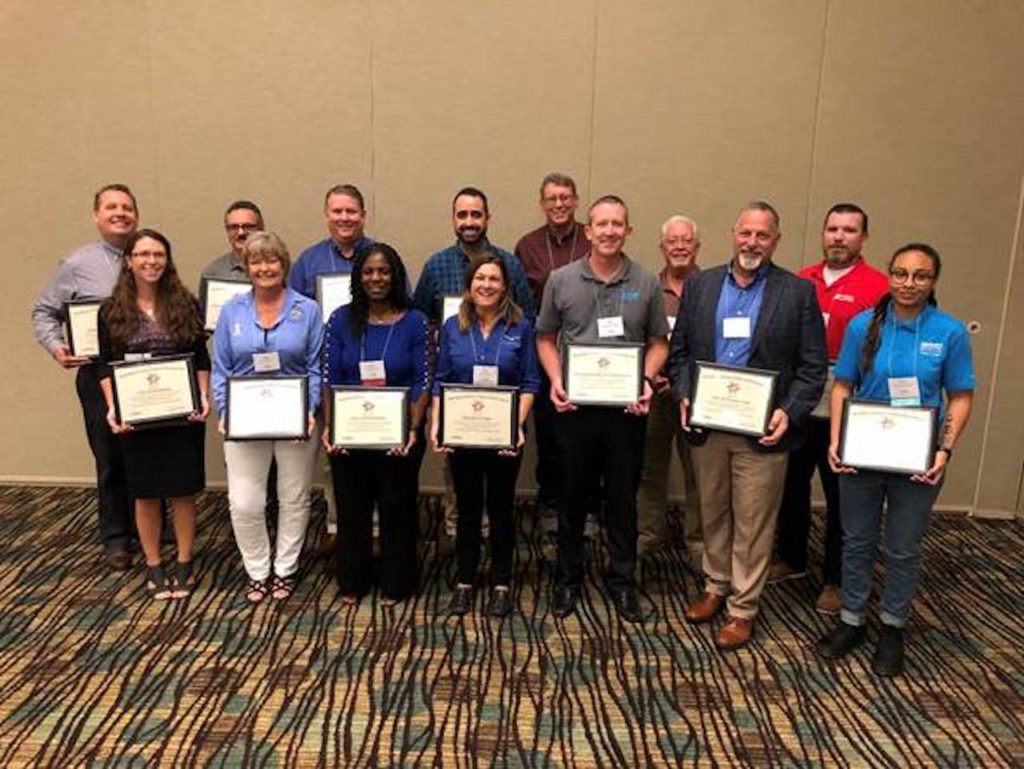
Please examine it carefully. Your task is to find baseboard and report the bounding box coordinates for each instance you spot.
[969,507,1019,521]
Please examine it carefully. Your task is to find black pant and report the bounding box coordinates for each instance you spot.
[330,435,425,599]
[776,418,842,584]
[532,370,563,509]
[76,365,132,548]
[556,407,646,590]
[449,448,522,586]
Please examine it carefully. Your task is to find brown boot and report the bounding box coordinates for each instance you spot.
[716,616,754,650]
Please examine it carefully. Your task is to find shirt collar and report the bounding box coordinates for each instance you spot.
[727,260,769,287]
[581,254,631,285]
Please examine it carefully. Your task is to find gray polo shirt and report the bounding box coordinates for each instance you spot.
[537,255,669,345]
[32,240,123,356]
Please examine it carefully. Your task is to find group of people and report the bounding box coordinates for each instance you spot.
[32,175,974,678]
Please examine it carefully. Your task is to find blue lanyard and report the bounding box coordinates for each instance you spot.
[469,319,505,366]
[359,320,398,362]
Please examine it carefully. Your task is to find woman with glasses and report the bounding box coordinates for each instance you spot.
[322,243,430,606]
[212,232,324,603]
[98,229,209,599]
[816,243,974,676]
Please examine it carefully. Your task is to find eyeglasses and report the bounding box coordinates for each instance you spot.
[889,269,935,285]
[226,223,260,232]
[543,194,576,205]
[130,250,167,260]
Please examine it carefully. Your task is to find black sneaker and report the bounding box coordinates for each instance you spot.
[447,585,473,616]
[816,621,866,659]
[872,625,905,677]
[551,584,579,618]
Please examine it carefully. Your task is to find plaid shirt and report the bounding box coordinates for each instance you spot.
[412,241,535,323]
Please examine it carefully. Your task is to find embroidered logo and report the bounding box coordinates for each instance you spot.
[920,342,943,357]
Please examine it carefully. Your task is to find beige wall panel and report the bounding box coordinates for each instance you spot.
[803,1,1024,508]
[2,4,157,480]
[370,0,596,274]
[588,1,828,270]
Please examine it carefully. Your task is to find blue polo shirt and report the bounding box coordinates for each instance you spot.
[412,242,535,323]
[324,306,431,401]
[834,303,975,407]
[432,315,541,396]
[212,288,325,414]
[714,264,768,366]
[287,236,375,299]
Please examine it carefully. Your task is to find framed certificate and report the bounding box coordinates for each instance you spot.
[111,354,199,428]
[64,299,102,358]
[316,273,352,324]
[689,361,777,437]
[438,384,518,449]
[839,399,938,474]
[563,342,643,407]
[330,386,408,449]
[226,375,309,441]
[203,279,251,332]
[442,295,462,323]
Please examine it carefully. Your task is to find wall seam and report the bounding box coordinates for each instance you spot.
[970,171,1024,517]
[368,0,377,219]
[585,0,600,201]
[799,0,832,268]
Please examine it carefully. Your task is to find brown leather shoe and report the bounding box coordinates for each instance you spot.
[685,592,725,624]
[716,616,754,650]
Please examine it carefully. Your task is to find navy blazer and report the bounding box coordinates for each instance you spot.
[666,262,827,452]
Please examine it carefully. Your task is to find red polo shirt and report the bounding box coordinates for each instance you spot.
[799,258,888,360]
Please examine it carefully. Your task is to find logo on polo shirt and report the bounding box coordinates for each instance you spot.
[833,293,855,302]
[920,342,944,357]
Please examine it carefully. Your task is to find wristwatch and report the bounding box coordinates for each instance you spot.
[937,445,954,459]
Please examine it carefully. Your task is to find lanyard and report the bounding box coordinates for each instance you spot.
[545,226,579,272]
[469,319,505,365]
[591,282,626,320]
[886,311,920,381]
[360,320,397,362]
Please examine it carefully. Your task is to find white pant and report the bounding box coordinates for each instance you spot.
[224,436,319,580]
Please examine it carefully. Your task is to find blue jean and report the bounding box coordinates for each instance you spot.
[839,471,942,628]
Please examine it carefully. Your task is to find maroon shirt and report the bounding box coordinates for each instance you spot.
[514,221,590,306]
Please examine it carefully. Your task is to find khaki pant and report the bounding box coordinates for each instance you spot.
[637,392,702,558]
[691,432,788,619]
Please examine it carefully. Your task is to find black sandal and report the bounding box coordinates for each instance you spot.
[245,578,269,604]
[171,560,196,599]
[145,565,174,600]
[271,574,296,601]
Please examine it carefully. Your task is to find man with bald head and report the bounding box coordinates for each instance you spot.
[667,201,826,650]
[637,215,703,563]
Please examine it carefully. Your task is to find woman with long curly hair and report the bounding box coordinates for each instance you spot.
[816,243,974,676]
[322,243,430,605]
[98,228,210,600]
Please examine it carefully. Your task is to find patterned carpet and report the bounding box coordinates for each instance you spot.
[0,484,1021,767]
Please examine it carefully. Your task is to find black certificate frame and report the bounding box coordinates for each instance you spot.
[63,299,103,359]
[202,278,251,332]
[838,398,938,475]
[315,272,353,324]
[562,341,644,407]
[689,360,778,438]
[110,353,199,429]
[226,375,309,441]
[330,386,409,450]
[438,384,519,450]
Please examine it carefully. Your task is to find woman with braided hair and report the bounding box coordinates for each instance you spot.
[815,243,974,676]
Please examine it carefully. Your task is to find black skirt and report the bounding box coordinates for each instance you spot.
[120,422,206,499]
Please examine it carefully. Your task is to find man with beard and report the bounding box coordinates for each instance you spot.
[32,184,140,570]
[414,187,534,548]
[667,201,826,650]
[537,195,669,623]
[769,204,887,614]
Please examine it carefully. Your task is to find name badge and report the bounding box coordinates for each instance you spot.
[666,315,677,336]
[822,312,830,327]
[359,360,386,386]
[252,351,281,373]
[723,316,751,339]
[473,365,499,386]
[888,376,921,407]
[597,315,625,338]
[123,352,151,362]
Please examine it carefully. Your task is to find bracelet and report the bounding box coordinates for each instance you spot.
[937,445,953,459]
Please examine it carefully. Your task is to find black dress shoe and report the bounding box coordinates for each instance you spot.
[612,586,642,623]
[872,625,905,677]
[487,586,513,617]
[551,584,579,618]
[104,546,133,572]
[447,585,473,616]
[816,621,866,659]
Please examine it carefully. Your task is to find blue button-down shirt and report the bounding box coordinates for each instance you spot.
[714,263,768,366]
[287,236,375,299]
[412,242,535,323]
[432,315,541,396]
[212,288,325,414]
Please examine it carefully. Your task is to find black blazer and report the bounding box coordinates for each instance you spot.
[666,262,827,452]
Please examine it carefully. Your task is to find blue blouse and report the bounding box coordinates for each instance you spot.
[324,305,431,400]
[212,288,325,414]
[834,304,975,407]
[432,314,541,395]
